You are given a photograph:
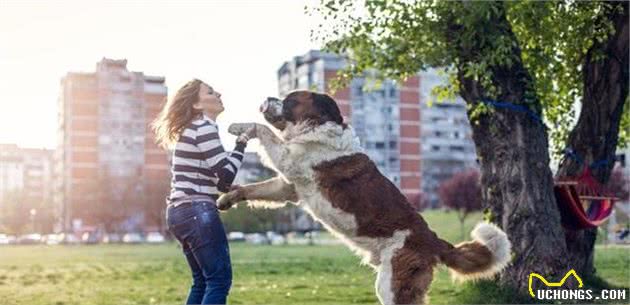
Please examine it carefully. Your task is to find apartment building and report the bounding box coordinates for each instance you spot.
[55,58,168,231]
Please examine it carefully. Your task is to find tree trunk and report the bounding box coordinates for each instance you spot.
[556,1,629,278]
[458,212,465,241]
[446,2,571,293]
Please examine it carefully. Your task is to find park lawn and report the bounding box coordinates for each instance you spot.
[0,211,627,305]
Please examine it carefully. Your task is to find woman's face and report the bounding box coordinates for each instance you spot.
[194,83,224,116]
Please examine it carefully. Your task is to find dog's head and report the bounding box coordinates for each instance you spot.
[260,91,345,131]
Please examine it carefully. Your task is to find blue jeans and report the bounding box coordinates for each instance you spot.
[166,200,232,305]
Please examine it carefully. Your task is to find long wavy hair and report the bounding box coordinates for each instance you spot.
[152,79,205,149]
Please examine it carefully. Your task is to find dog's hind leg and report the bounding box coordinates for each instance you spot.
[375,265,395,305]
[376,257,433,305]
[389,247,435,305]
[374,244,402,305]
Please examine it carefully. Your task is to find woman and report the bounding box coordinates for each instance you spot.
[152,79,252,304]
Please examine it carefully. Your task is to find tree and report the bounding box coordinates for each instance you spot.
[409,192,428,211]
[311,0,628,293]
[0,189,54,234]
[143,178,170,234]
[0,190,29,235]
[29,196,56,234]
[548,1,629,278]
[438,169,483,240]
[92,170,131,233]
[221,205,287,234]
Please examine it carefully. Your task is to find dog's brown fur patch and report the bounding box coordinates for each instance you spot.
[312,153,453,248]
[313,153,457,304]
[282,91,347,129]
[284,91,316,123]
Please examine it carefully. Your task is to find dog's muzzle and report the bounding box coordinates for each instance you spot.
[260,97,284,124]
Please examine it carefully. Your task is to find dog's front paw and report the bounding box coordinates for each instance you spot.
[228,123,257,136]
[217,189,244,211]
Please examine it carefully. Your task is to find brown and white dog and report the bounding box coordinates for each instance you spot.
[219,91,511,305]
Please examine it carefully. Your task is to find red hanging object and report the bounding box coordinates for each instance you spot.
[554,168,616,230]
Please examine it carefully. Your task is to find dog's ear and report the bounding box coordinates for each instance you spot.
[312,93,345,127]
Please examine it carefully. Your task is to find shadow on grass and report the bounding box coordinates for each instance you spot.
[449,276,629,305]
[583,274,630,304]
[452,280,540,304]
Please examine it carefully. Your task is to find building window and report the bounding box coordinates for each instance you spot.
[450,146,465,152]
[431,146,440,152]
[310,72,318,84]
[298,74,309,89]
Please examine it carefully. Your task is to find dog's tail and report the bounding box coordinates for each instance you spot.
[439,222,511,281]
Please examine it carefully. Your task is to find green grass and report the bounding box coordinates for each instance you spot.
[0,211,627,305]
[0,244,375,305]
[591,246,630,288]
[420,209,483,243]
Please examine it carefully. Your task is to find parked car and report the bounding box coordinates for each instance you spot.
[245,233,268,245]
[145,232,165,243]
[101,233,122,244]
[228,231,245,242]
[17,234,42,245]
[60,233,81,245]
[266,231,286,245]
[0,234,11,245]
[81,232,100,244]
[122,233,144,244]
[43,234,63,245]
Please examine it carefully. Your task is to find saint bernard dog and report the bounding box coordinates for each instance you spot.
[218,91,511,305]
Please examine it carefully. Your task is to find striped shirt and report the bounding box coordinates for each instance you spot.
[168,115,246,203]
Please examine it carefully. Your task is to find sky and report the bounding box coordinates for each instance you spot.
[0,0,322,150]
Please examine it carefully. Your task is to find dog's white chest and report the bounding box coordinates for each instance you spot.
[278,143,364,237]
[294,182,357,235]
